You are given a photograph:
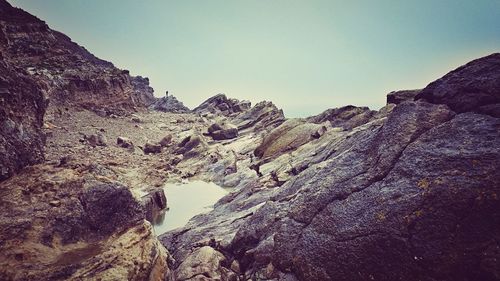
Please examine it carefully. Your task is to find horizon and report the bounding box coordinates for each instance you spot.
[9,0,500,117]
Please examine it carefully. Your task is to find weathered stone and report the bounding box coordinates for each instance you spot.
[175,246,226,281]
[415,53,500,116]
[142,188,168,223]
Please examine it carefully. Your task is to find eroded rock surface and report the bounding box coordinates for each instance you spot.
[416,53,500,117]
[0,163,173,281]
[160,54,500,281]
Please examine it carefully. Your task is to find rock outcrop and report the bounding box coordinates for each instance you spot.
[415,53,500,117]
[161,54,500,281]
[0,0,156,117]
[0,163,173,281]
[193,94,251,116]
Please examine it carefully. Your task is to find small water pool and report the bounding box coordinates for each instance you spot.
[153,180,229,235]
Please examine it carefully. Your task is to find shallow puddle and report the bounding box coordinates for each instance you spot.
[153,180,229,235]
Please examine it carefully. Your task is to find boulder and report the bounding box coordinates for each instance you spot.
[207,123,239,140]
[86,133,107,147]
[117,136,134,149]
[144,142,162,154]
[141,188,168,222]
[415,53,500,116]
[211,127,238,140]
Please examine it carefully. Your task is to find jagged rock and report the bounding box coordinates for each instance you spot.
[231,101,286,132]
[193,94,253,117]
[141,188,168,223]
[144,142,162,154]
[387,89,421,104]
[117,136,134,149]
[415,53,500,117]
[150,92,190,113]
[159,134,173,147]
[307,105,376,130]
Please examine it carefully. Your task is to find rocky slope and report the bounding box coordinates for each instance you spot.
[1,1,499,281]
[0,0,156,118]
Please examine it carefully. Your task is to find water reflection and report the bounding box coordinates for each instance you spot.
[153,180,229,235]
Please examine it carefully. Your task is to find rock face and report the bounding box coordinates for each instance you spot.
[161,54,500,281]
[415,53,500,117]
[0,60,47,181]
[0,0,156,116]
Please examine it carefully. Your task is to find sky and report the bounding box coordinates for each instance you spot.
[9,0,500,117]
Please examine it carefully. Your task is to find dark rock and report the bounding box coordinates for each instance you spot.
[79,183,144,239]
[415,53,500,116]
[117,136,134,149]
[387,89,421,104]
[211,128,238,140]
[141,188,168,222]
[144,142,162,154]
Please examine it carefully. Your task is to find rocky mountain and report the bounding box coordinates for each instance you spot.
[0,1,499,281]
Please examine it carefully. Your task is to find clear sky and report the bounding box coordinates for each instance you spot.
[9,0,500,117]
